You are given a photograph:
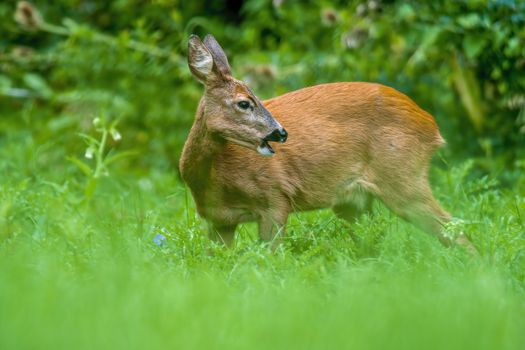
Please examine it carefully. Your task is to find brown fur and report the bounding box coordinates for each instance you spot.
[180,35,472,250]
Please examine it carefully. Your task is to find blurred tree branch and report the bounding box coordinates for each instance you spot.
[450,52,486,132]
[14,1,180,63]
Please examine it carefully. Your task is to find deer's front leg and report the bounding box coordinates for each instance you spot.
[208,222,237,247]
[258,209,289,248]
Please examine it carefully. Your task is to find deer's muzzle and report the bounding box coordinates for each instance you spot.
[263,128,288,143]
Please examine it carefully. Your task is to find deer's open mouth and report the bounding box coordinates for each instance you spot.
[257,140,275,157]
[257,128,287,157]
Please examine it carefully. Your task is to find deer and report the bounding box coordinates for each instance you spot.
[179,34,474,251]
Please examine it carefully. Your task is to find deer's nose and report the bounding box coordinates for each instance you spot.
[264,128,288,143]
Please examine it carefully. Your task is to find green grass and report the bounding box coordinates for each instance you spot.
[1,134,525,350]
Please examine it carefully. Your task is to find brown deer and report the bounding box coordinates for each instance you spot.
[180,34,473,250]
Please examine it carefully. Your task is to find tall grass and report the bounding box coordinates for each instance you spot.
[1,132,524,350]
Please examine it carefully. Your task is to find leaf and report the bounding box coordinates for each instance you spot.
[397,4,416,22]
[457,13,482,29]
[67,156,93,177]
[22,73,53,98]
[104,150,139,166]
[505,37,521,57]
[407,26,443,67]
[463,35,486,60]
[77,133,99,146]
[84,177,97,199]
[0,75,12,91]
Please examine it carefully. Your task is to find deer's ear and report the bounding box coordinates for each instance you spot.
[188,35,213,83]
[203,34,232,77]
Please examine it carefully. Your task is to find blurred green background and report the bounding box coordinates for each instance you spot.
[2,0,525,179]
[1,1,525,350]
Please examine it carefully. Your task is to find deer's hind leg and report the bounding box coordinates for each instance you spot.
[377,176,476,251]
[377,176,450,243]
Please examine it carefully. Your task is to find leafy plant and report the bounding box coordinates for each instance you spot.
[68,114,135,200]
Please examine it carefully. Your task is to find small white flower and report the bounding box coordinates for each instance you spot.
[84,147,94,159]
[92,117,101,127]
[110,128,121,141]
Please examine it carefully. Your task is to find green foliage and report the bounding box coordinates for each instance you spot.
[1,0,524,175]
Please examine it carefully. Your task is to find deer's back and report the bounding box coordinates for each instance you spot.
[214,82,444,211]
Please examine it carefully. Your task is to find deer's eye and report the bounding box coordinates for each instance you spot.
[237,101,250,110]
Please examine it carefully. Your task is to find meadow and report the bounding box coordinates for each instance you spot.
[2,1,525,349]
[1,128,524,349]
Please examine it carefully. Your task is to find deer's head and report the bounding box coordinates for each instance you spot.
[188,34,287,156]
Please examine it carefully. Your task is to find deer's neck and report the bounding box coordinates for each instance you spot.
[180,99,223,191]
